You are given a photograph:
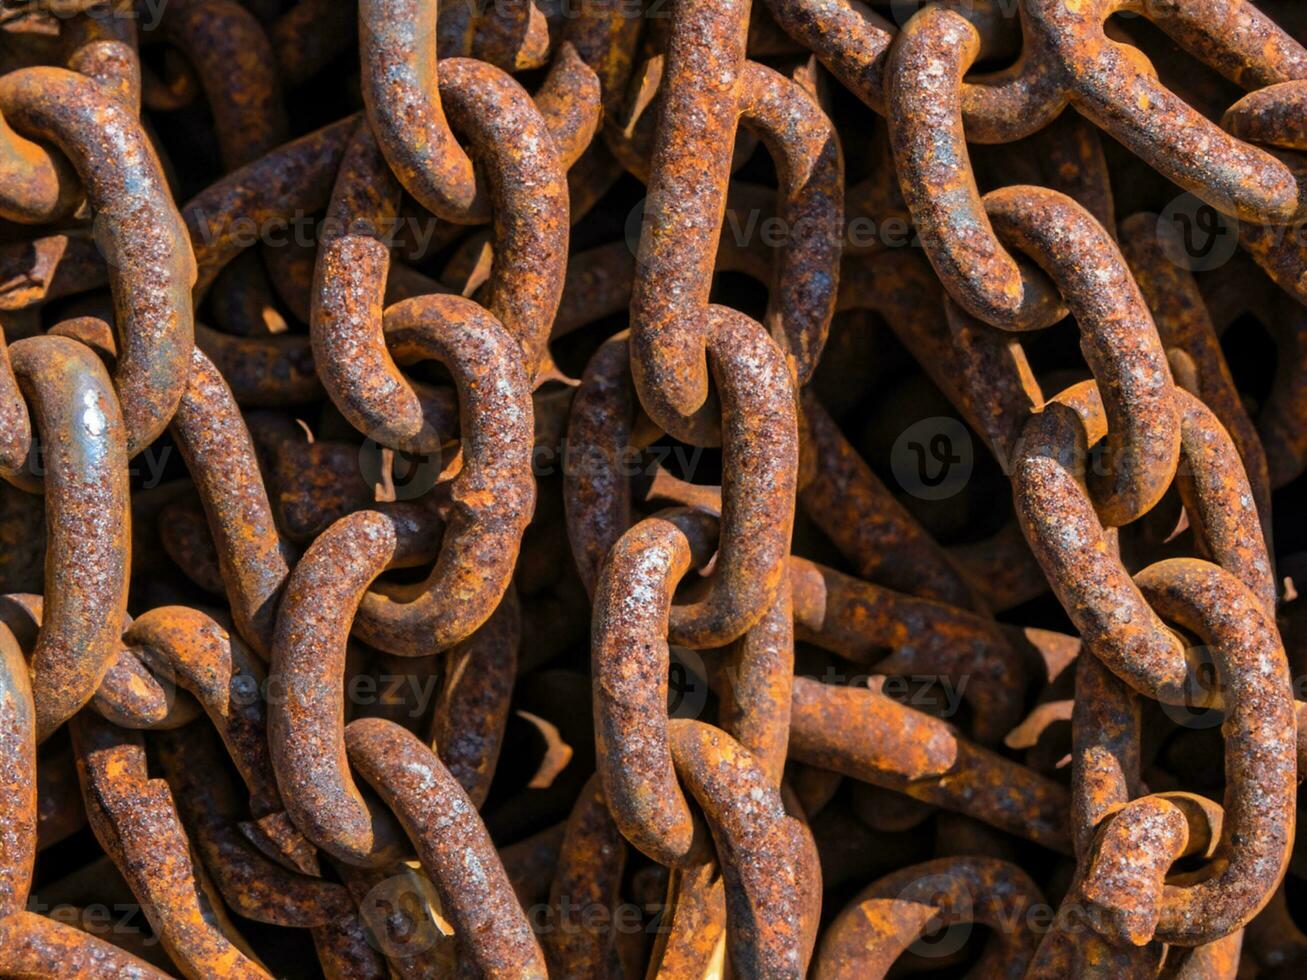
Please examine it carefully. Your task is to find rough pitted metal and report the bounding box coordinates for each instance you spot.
[1,1,1305,974]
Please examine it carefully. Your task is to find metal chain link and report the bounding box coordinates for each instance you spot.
[0,0,1303,976]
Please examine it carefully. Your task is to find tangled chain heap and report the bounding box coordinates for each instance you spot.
[0,0,1305,976]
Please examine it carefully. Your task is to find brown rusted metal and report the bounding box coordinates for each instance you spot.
[344,716,548,978]
[0,66,195,456]
[71,710,269,978]
[887,5,1064,332]
[6,335,129,741]
[788,675,1071,853]
[3,3,1306,974]
[815,857,1044,979]
[170,347,292,659]
[0,615,32,918]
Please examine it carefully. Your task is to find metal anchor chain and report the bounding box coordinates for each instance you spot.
[0,0,1305,976]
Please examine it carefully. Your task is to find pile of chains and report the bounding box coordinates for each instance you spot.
[1,0,1307,976]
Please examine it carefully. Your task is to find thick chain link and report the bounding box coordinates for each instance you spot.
[0,0,1303,976]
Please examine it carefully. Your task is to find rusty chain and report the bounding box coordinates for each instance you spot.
[0,0,1305,976]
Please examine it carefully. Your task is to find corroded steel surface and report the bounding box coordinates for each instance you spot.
[0,1,1306,976]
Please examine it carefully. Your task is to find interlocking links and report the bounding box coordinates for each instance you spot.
[668,718,817,977]
[71,711,270,978]
[3,3,1307,975]
[887,5,1064,331]
[6,336,129,741]
[1013,379,1273,710]
[0,67,195,454]
[344,717,548,978]
[269,505,441,865]
[0,592,190,737]
[763,0,1066,138]
[310,121,446,455]
[312,79,565,453]
[591,510,816,973]
[629,0,839,442]
[1021,0,1307,223]
[359,0,481,223]
[577,321,798,649]
[348,295,535,654]
[993,186,1181,524]
[1012,386,1191,705]
[591,510,714,868]
[772,0,1307,224]
[268,300,531,853]
[1085,561,1294,946]
[60,11,138,94]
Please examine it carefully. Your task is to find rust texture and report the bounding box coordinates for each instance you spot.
[2,1,1306,976]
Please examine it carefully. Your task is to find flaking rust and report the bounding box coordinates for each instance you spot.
[0,0,1303,976]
